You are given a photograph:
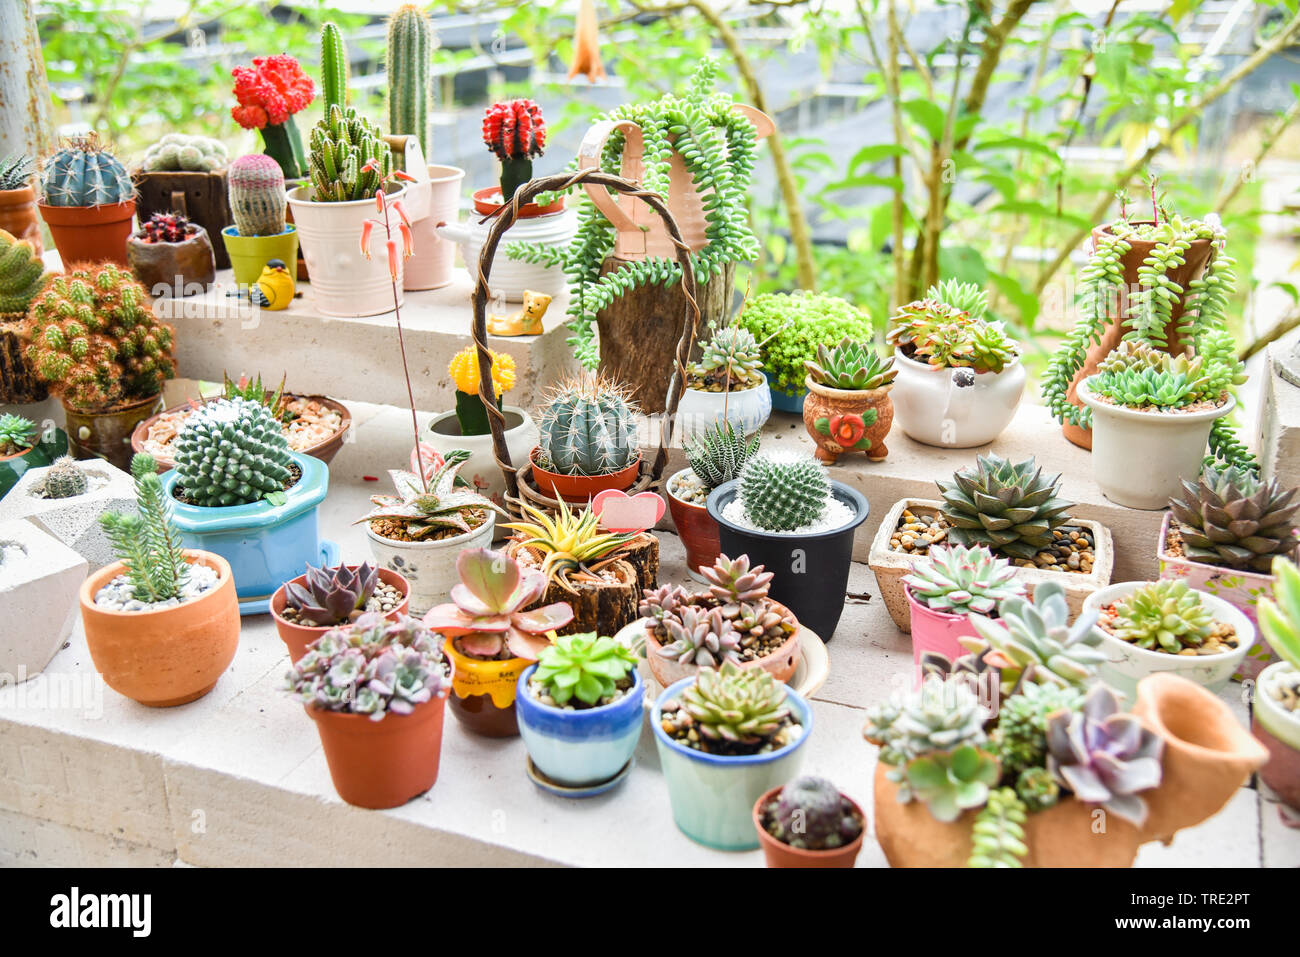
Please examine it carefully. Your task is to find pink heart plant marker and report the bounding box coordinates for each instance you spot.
[591,489,664,533]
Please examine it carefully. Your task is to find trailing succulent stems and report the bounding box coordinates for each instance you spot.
[99,453,190,604]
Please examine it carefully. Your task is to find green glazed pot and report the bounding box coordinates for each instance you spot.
[221,225,299,287]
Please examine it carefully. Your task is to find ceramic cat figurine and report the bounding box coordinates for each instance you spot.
[487,290,552,336]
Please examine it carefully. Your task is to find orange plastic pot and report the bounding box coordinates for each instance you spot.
[530,447,641,503]
[270,566,411,663]
[752,786,866,868]
[80,551,240,707]
[39,200,136,267]
[308,684,452,809]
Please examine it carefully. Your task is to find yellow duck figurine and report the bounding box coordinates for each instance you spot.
[248,259,296,310]
[487,290,552,336]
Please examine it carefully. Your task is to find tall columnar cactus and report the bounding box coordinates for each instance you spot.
[22,264,176,413]
[308,105,393,203]
[386,5,433,148]
[0,229,50,314]
[227,154,286,237]
[320,21,350,114]
[40,135,134,207]
[482,99,545,201]
[738,452,831,532]
[536,375,639,476]
[171,397,295,507]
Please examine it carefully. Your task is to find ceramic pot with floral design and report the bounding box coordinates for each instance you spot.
[801,377,894,464]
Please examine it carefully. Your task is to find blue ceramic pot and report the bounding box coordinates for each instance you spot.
[0,428,67,500]
[768,383,805,415]
[652,677,812,850]
[516,664,644,789]
[161,452,335,615]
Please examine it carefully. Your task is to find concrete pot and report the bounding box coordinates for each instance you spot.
[653,676,812,850]
[1078,376,1235,510]
[403,164,465,291]
[890,350,1025,448]
[674,374,772,442]
[0,520,87,683]
[221,225,299,288]
[39,200,136,267]
[867,498,1115,633]
[665,468,720,582]
[126,224,216,296]
[441,637,527,737]
[752,785,865,868]
[1084,580,1252,699]
[426,406,537,512]
[905,584,985,684]
[0,185,43,256]
[0,458,135,568]
[802,377,894,463]
[270,566,411,663]
[287,184,405,317]
[132,167,232,268]
[515,664,644,788]
[365,514,495,617]
[1252,661,1300,810]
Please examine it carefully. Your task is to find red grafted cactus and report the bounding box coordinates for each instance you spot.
[481,99,546,201]
[139,212,194,244]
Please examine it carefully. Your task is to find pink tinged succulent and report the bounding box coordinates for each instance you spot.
[423,548,574,660]
[1045,684,1164,828]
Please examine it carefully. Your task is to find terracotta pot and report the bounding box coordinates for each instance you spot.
[270,566,411,663]
[0,428,63,499]
[530,447,641,503]
[665,468,720,581]
[39,200,136,267]
[802,377,894,464]
[132,168,232,268]
[308,686,451,809]
[1062,224,1215,450]
[871,671,1267,866]
[442,637,527,737]
[79,550,241,707]
[126,225,216,296]
[0,186,43,256]
[64,394,164,470]
[643,599,801,687]
[752,785,866,868]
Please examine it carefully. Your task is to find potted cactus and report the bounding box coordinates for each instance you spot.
[22,263,175,469]
[706,451,869,641]
[516,633,643,793]
[675,324,773,441]
[802,338,897,463]
[126,212,216,296]
[80,453,241,707]
[0,414,66,500]
[0,228,52,404]
[886,280,1024,448]
[752,776,866,868]
[221,154,299,288]
[229,54,314,181]
[531,373,642,501]
[282,613,453,809]
[1252,557,1300,814]
[0,455,136,568]
[1162,466,1299,679]
[653,662,812,849]
[0,153,42,256]
[666,421,759,580]
[270,561,411,662]
[37,135,137,266]
[133,134,233,269]
[424,547,574,737]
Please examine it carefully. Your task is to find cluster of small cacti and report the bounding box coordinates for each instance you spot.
[137,212,195,244]
[40,134,134,207]
[227,153,287,237]
[99,453,190,603]
[1102,579,1217,654]
[804,337,897,391]
[171,397,295,507]
[737,451,831,532]
[308,105,393,203]
[536,374,639,477]
[1169,466,1298,573]
[937,452,1074,561]
[40,456,88,498]
[319,22,349,113]
[0,229,49,314]
[140,134,228,172]
[23,264,176,412]
[887,280,1019,374]
[683,420,758,491]
[0,153,36,191]
[0,413,35,456]
[761,777,863,851]
[688,325,765,391]
[482,99,545,201]
[386,5,433,149]
[903,543,1025,616]
[670,661,795,754]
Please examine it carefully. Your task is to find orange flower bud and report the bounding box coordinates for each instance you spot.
[375,188,385,213]
[393,200,411,229]
[399,222,414,258]
[393,169,416,182]
[360,219,374,259]
[386,240,399,281]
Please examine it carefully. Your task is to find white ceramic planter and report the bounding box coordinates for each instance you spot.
[436,198,575,303]
[0,459,135,568]
[0,520,87,682]
[286,184,406,318]
[1078,377,1235,510]
[404,165,465,291]
[1083,580,1252,700]
[426,406,539,517]
[674,374,772,442]
[890,351,1025,448]
[365,514,495,616]
[1256,662,1300,752]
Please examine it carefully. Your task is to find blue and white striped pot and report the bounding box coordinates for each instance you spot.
[515,664,644,789]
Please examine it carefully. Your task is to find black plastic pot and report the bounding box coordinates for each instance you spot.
[706,480,869,642]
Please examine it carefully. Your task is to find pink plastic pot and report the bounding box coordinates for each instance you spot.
[905,584,982,686]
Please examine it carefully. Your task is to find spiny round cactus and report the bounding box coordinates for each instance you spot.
[766,776,862,851]
[227,153,287,237]
[536,374,639,476]
[1106,579,1215,654]
[41,456,88,498]
[141,134,228,173]
[172,397,295,507]
[40,134,134,207]
[738,451,830,532]
[903,543,1024,616]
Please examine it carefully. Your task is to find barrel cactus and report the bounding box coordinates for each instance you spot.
[307,105,393,203]
[141,134,228,173]
[0,229,49,314]
[737,451,831,532]
[40,134,134,207]
[171,397,295,507]
[386,5,433,148]
[228,154,287,237]
[764,776,862,851]
[41,456,88,498]
[536,374,639,476]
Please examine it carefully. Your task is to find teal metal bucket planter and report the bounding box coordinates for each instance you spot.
[652,677,812,850]
[161,452,337,615]
[768,384,805,415]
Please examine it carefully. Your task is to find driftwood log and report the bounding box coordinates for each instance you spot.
[618,532,660,597]
[504,541,640,636]
[0,317,44,404]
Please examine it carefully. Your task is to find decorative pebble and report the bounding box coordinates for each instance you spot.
[94,564,219,611]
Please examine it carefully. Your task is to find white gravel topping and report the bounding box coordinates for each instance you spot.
[94,563,219,612]
[721,496,854,535]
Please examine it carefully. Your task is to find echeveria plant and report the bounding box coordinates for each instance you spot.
[533,633,638,707]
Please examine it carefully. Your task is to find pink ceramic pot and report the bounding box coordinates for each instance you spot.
[905,584,982,686]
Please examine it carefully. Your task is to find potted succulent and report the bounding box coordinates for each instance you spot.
[0,228,51,404]
[628,552,801,689]
[868,453,1115,633]
[802,338,896,463]
[531,373,641,502]
[516,633,643,793]
[81,453,240,707]
[886,280,1024,448]
[1163,466,1299,678]
[221,154,300,288]
[735,291,874,414]
[903,544,1025,682]
[1083,578,1252,698]
[706,451,869,641]
[271,561,411,662]
[22,264,175,469]
[1253,557,1300,813]
[428,344,538,510]
[126,212,217,296]
[159,397,333,615]
[654,662,812,850]
[0,455,136,567]
[1078,340,1243,509]
[133,133,232,269]
[675,323,772,441]
[752,776,866,868]
[37,135,136,267]
[0,153,42,255]
[281,613,453,809]
[229,54,315,181]
[424,547,574,737]
[0,414,65,500]
[666,421,759,580]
